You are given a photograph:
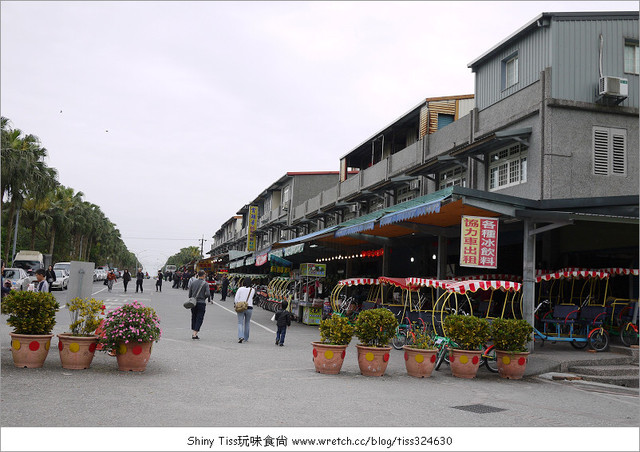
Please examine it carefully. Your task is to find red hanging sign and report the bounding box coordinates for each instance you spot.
[460,216,498,269]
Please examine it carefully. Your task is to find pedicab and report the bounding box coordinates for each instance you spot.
[452,274,523,320]
[534,269,610,351]
[599,268,639,347]
[329,277,380,323]
[434,279,523,372]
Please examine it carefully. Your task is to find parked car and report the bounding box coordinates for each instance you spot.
[2,268,32,291]
[53,262,71,274]
[51,269,69,290]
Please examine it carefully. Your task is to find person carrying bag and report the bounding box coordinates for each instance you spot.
[187,270,211,340]
[234,277,255,343]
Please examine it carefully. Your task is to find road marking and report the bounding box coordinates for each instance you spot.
[212,300,276,334]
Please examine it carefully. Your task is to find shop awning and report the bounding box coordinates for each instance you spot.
[274,225,340,247]
[379,193,447,227]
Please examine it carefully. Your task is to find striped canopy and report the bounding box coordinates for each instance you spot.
[405,278,453,289]
[452,274,522,282]
[446,280,522,294]
[598,268,639,276]
[535,270,610,283]
[337,278,380,286]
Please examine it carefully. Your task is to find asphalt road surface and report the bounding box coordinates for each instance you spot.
[1,279,638,435]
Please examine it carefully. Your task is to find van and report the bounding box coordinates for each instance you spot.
[164,265,177,274]
[13,250,44,274]
[53,262,71,274]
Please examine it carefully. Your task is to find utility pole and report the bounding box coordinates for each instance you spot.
[198,235,207,259]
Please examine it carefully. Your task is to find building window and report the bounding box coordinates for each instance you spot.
[624,40,639,75]
[396,185,417,204]
[282,185,290,204]
[501,52,519,90]
[593,126,626,176]
[439,167,467,190]
[488,143,527,191]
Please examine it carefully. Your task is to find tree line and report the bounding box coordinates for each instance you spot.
[1,116,138,269]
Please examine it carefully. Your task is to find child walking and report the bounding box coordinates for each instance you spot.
[275,300,292,346]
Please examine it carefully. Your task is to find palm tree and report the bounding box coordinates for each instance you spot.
[45,185,84,259]
[2,118,58,260]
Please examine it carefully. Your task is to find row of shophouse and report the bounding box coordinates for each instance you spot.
[206,11,639,324]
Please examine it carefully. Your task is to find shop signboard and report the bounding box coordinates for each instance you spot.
[460,216,499,268]
[246,206,258,252]
[300,263,326,277]
[302,307,322,325]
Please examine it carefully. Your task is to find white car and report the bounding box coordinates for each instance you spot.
[2,268,32,291]
[51,269,69,290]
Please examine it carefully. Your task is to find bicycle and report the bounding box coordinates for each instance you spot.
[432,334,498,373]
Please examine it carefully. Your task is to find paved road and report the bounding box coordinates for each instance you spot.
[1,279,638,431]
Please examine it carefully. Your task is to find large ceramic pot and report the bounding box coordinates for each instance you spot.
[115,341,153,372]
[449,349,482,379]
[356,344,391,377]
[311,342,348,374]
[496,350,529,379]
[57,333,100,370]
[403,346,438,378]
[9,333,54,368]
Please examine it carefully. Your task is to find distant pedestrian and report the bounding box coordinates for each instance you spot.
[106,270,117,292]
[34,269,49,293]
[156,270,163,292]
[173,271,180,288]
[182,271,190,290]
[220,275,229,301]
[188,270,211,340]
[188,272,198,290]
[122,269,131,292]
[234,277,255,343]
[45,265,56,293]
[136,268,144,293]
[274,300,292,346]
[1,260,11,297]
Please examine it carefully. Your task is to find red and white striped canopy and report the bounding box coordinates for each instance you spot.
[405,278,454,289]
[378,276,410,289]
[445,280,522,294]
[452,274,522,282]
[598,268,639,276]
[337,278,379,286]
[535,270,610,283]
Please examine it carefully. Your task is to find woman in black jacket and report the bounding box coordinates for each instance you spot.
[45,265,57,292]
[122,269,132,292]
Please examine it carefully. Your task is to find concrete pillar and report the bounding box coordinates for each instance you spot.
[523,219,536,353]
[382,245,391,276]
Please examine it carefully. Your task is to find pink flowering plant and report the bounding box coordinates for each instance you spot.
[99,301,162,352]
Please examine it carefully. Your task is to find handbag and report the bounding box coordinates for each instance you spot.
[184,281,207,309]
[234,288,252,313]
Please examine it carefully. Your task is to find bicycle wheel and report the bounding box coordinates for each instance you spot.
[569,339,589,349]
[620,323,639,347]
[435,345,448,371]
[483,346,498,373]
[391,331,407,350]
[589,329,609,352]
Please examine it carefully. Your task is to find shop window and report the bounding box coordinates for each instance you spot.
[439,166,467,190]
[488,143,527,191]
[593,126,626,176]
[624,39,639,75]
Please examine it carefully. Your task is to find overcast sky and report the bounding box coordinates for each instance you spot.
[2,1,636,271]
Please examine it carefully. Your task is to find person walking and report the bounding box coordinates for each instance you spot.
[34,269,49,293]
[135,268,144,293]
[173,271,180,289]
[234,277,255,343]
[156,270,163,292]
[122,269,132,292]
[106,270,117,292]
[220,275,229,301]
[45,265,56,293]
[188,270,211,340]
[274,300,292,346]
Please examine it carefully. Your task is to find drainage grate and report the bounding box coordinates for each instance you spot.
[452,404,507,414]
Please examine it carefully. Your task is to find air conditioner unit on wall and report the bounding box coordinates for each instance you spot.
[348,204,359,213]
[409,179,420,191]
[599,76,628,97]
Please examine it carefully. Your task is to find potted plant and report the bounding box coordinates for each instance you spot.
[99,301,162,372]
[353,308,398,376]
[1,291,60,368]
[57,297,105,370]
[490,318,534,379]
[403,329,438,378]
[312,314,354,374]
[443,314,491,379]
